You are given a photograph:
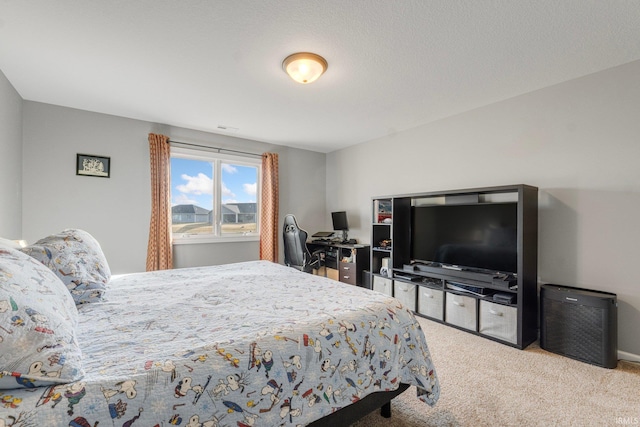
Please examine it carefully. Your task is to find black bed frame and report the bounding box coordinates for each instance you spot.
[307,383,410,427]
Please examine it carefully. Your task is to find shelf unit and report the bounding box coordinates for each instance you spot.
[370,184,538,349]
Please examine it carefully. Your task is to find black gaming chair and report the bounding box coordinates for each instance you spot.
[283,214,325,275]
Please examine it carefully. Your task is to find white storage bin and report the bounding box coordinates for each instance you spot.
[418,287,444,320]
[479,300,518,344]
[373,276,393,296]
[445,293,477,331]
[394,282,417,311]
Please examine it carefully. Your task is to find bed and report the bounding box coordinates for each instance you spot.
[0,229,439,426]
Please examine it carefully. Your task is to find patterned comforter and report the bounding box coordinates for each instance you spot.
[1,260,439,426]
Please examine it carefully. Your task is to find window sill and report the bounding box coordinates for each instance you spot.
[172,235,260,245]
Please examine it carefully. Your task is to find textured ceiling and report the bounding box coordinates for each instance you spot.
[1,1,640,153]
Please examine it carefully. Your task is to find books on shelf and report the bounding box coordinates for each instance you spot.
[374,200,392,223]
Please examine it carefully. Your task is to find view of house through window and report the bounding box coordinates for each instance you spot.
[170,148,260,239]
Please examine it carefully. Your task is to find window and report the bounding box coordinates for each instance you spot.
[170,146,261,243]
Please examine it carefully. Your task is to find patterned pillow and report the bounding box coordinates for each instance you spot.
[0,247,84,389]
[21,229,111,304]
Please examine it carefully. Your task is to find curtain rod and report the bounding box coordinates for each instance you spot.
[169,139,265,158]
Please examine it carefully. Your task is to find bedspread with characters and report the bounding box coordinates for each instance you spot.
[1,259,439,427]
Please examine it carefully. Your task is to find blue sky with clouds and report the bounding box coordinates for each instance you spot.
[171,158,257,209]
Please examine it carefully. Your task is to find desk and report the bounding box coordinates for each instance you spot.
[306,240,370,286]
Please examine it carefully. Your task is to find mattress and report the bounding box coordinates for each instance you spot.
[1,260,439,426]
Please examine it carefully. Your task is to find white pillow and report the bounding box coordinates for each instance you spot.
[0,237,22,249]
[0,248,84,389]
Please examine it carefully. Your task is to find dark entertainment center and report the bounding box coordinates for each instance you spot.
[371,184,538,349]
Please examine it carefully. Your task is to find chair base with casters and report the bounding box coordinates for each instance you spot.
[283,214,326,276]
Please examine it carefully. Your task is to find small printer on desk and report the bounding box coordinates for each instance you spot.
[312,231,334,238]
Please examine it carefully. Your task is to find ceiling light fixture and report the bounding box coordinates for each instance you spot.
[282,52,328,84]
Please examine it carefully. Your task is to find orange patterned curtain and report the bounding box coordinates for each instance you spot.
[146,133,173,271]
[260,152,279,262]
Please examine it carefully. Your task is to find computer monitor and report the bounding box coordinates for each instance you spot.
[331,211,349,242]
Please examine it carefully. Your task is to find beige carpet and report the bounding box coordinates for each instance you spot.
[352,317,640,426]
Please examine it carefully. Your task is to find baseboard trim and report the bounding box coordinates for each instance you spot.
[618,350,640,363]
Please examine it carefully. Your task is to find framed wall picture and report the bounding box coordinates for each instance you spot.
[76,154,110,178]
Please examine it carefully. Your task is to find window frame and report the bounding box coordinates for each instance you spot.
[170,146,262,245]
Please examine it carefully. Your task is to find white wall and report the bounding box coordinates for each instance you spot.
[327,60,640,356]
[0,70,23,238]
[22,102,326,273]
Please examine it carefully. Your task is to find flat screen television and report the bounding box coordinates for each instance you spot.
[411,203,518,274]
